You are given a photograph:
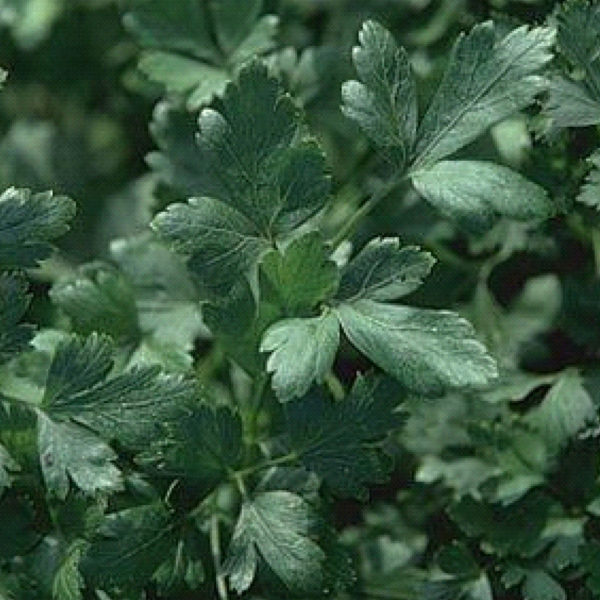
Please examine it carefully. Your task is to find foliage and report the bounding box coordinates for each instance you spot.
[1,1,600,599]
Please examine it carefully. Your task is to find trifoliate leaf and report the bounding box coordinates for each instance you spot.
[0,272,33,364]
[336,238,435,302]
[50,263,140,342]
[525,370,597,453]
[411,161,554,232]
[522,570,566,600]
[152,62,331,298]
[42,333,196,451]
[0,187,75,269]
[223,490,326,594]
[413,22,554,167]
[260,232,339,315]
[124,0,278,109]
[136,404,242,485]
[37,413,122,500]
[261,313,340,401]
[342,20,417,168]
[81,502,177,594]
[335,300,498,395]
[52,539,86,600]
[578,150,600,209]
[283,376,403,499]
[555,0,600,101]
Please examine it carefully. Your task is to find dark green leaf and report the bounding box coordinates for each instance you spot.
[546,76,600,128]
[335,300,498,395]
[261,312,339,401]
[81,502,177,594]
[578,150,600,209]
[0,443,18,492]
[337,238,435,302]
[522,570,566,600]
[0,272,33,364]
[342,20,417,168]
[0,188,75,269]
[223,490,326,594]
[411,161,554,232]
[414,22,554,167]
[284,376,403,499]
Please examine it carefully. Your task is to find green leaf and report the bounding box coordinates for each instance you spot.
[37,413,122,500]
[335,300,497,395]
[336,238,435,302]
[0,443,18,492]
[555,0,600,101]
[522,570,565,600]
[81,502,177,594]
[578,150,600,209]
[43,334,114,405]
[152,62,331,298]
[136,404,243,485]
[546,76,600,128]
[0,272,33,364]
[284,376,403,499]
[0,187,75,269]
[260,232,339,315]
[582,541,600,595]
[223,490,326,594]
[342,20,417,168]
[50,263,140,342]
[525,370,597,453]
[411,161,554,232]
[414,22,554,167]
[437,542,479,577]
[42,333,196,451]
[261,312,340,401]
[124,0,278,109]
[52,540,86,600]
[151,196,269,298]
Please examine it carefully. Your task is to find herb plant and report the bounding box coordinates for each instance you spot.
[1,1,600,599]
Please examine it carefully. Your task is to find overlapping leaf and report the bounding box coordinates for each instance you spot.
[0,272,33,364]
[123,0,278,109]
[283,376,403,499]
[152,62,331,298]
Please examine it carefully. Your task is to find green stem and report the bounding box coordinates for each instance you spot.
[592,227,600,278]
[324,371,345,401]
[234,452,298,479]
[244,373,268,445]
[329,175,405,250]
[210,514,229,600]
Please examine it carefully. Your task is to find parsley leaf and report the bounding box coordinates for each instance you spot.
[341,20,417,169]
[0,272,33,364]
[413,22,554,167]
[0,187,75,269]
[284,376,403,499]
[223,490,327,594]
[335,300,498,395]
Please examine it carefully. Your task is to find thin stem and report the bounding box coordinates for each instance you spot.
[329,175,405,250]
[244,372,268,445]
[210,514,229,600]
[592,227,600,278]
[324,371,345,401]
[234,452,298,479]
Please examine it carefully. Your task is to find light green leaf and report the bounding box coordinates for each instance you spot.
[555,0,600,101]
[414,22,554,167]
[411,160,554,232]
[0,187,75,269]
[525,370,597,452]
[335,300,497,395]
[522,570,565,600]
[81,502,177,594]
[546,76,600,128]
[342,20,417,167]
[136,404,242,485]
[52,540,86,600]
[260,232,339,315]
[284,376,403,499]
[0,272,33,364]
[37,413,122,500]
[337,238,435,302]
[578,150,600,209]
[261,312,339,401]
[50,262,140,342]
[223,491,326,594]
